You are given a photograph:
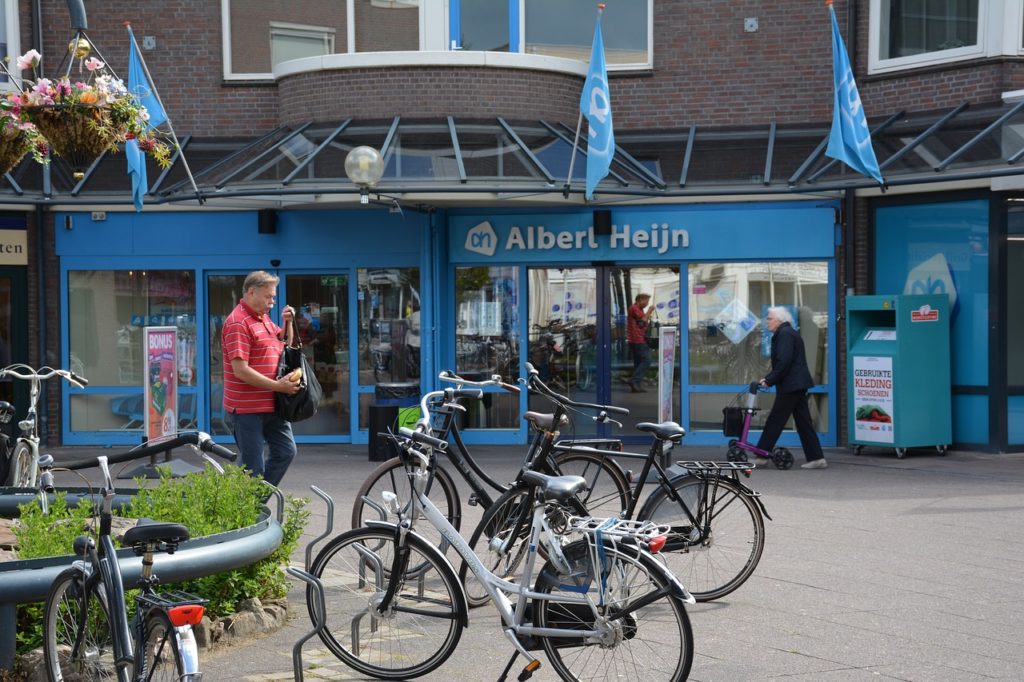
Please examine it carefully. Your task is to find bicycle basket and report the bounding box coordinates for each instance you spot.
[722,406,744,438]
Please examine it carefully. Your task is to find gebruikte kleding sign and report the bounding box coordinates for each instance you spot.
[853,355,894,444]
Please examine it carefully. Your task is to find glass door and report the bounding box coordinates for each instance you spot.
[0,267,27,429]
[283,274,350,436]
[527,266,681,438]
[207,274,247,437]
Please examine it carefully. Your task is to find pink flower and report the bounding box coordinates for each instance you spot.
[84,57,105,72]
[55,80,72,97]
[16,49,41,71]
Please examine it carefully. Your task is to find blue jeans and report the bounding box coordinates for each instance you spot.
[229,411,296,487]
[629,342,652,385]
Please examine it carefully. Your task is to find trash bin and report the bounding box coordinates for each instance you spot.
[368,404,399,462]
[368,382,421,462]
[375,381,421,430]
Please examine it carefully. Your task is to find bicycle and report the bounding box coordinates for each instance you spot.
[0,364,88,488]
[352,370,631,554]
[463,364,772,602]
[308,427,695,681]
[41,431,237,682]
[723,381,796,470]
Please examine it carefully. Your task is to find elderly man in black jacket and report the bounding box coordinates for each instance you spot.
[757,306,827,469]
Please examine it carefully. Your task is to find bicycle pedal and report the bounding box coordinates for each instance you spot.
[467,493,480,507]
[518,660,542,681]
[626,470,636,483]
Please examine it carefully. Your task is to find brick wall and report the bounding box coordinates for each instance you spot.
[276,66,582,124]
[20,1,1024,136]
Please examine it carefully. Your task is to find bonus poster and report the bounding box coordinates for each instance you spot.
[852,355,894,444]
[144,327,178,441]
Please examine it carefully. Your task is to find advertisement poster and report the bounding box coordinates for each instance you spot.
[853,355,894,444]
[714,299,758,344]
[144,326,178,441]
[657,326,678,423]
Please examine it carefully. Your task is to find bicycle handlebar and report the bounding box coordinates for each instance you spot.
[523,362,630,415]
[59,432,237,471]
[438,370,520,394]
[399,426,448,451]
[0,364,89,388]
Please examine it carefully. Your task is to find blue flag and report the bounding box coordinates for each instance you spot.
[826,6,883,184]
[125,138,147,212]
[580,11,614,200]
[126,26,166,211]
[127,26,167,128]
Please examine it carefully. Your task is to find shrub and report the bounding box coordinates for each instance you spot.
[13,464,308,653]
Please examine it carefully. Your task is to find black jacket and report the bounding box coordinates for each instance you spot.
[764,322,814,394]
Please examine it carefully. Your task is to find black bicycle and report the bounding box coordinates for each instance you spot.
[462,365,771,603]
[41,432,237,682]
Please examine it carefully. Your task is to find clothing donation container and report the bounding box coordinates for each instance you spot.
[846,294,951,458]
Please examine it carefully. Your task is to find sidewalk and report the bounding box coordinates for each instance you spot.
[55,442,1024,680]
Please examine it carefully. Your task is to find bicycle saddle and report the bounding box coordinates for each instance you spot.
[520,470,587,502]
[123,518,190,550]
[636,421,687,442]
[523,411,569,431]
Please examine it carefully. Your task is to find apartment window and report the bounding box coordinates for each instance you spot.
[523,0,650,67]
[868,0,1010,73]
[270,23,335,67]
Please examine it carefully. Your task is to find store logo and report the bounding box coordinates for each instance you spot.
[910,304,939,322]
[465,221,497,257]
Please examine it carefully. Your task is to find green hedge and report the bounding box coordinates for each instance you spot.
[14,464,309,654]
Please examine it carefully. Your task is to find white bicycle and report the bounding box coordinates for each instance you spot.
[309,427,696,681]
[0,364,88,488]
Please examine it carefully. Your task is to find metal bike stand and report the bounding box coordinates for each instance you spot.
[286,567,326,682]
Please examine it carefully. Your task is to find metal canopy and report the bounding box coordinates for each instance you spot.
[6,102,1024,207]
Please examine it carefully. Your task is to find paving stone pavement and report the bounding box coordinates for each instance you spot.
[51,441,1024,681]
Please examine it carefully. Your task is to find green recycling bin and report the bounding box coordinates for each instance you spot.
[846,294,951,458]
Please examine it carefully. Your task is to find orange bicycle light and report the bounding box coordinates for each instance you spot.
[168,604,205,627]
[648,535,667,554]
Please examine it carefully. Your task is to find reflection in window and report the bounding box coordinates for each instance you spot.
[524,0,649,65]
[1008,209,1024,386]
[455,266,519,380]
[357,268,420,384]
[879,0,978,60]
[459,0,509,51]
[355,0,420,52]
[270,23,335,66]
[227,1,347,73]
[687,262,829,386]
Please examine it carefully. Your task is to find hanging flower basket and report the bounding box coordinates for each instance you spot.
[25,104,115,176]
[0,128,31,177]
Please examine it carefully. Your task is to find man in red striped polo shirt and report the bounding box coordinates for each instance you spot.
[222,271,301,486]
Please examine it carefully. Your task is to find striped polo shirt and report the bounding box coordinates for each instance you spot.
[222,300,284,414]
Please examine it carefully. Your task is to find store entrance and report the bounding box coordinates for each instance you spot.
[0,267,28,424]
[527,266,680,437]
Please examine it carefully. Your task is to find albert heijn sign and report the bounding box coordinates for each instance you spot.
[447,204,837,264]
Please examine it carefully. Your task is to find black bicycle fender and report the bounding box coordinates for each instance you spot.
[363,520,471,627]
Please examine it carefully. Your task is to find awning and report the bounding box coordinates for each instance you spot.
[5,100,1024,207]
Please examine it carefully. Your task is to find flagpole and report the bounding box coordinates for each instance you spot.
[563,111,583,198]
[565,2,605,200]
[125,22,205,204]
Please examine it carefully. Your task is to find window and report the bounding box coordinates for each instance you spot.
[869,0,1024,73]
[0,0,21,90]
[270,23,335,67]
[523,0,650,68]
[68,270,196,432]
[223,0,651,79]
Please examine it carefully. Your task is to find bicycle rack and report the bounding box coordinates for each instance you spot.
[286,567,326,682]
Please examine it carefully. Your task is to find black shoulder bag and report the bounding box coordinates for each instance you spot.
[275,319,322,423]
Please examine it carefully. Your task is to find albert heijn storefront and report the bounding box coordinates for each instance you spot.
[441,201,839,446]
[55,200,838,448]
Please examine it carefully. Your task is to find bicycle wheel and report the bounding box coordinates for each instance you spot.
[534,539,694,682]
[44,567,117,682]
[352,457,461,560]
[308,526,465,679]
[460,485,533,608]
[142,610,186,682]
[641,476,764,601]
[7,440,35,488]
[552,451,630,518]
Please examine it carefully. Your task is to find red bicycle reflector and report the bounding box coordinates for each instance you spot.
[168,604,204,627]
[648,535,667,554]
